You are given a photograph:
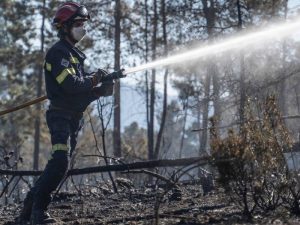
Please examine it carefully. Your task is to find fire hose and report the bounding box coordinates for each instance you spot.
[0,69,132,117]
[0,96,47,117]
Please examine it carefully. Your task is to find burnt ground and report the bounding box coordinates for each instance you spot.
[1,181,300,225]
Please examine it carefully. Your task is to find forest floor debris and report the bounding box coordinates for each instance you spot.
[1,183,300,225]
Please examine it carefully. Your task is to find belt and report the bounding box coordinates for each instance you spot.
[48,104,83,119]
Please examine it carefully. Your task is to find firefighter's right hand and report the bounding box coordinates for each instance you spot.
[104,69,126,81]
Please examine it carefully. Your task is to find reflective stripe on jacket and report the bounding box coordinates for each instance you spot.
[44,39,97,112]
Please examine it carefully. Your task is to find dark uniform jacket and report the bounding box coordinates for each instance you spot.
[44,39,97,112]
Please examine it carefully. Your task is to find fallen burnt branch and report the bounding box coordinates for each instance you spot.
[0,156,211,177]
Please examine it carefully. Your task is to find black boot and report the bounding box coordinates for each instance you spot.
[15,192,34,224]
[30,209,56,225]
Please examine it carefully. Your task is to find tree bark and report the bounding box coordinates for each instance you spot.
[278,0,288,116]
[33,0,46,171]
[237,0,246,126]
[154,0,168,159]
[197,99,202,154]
[200,72,211,154]
[212,66,221,126]
[113,0,122,158]
[179,99,188,158]
[148,0,158,160]
[145,0,150,136]
[199,0,216,154]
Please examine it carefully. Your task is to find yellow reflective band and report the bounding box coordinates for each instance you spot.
[52,144,69,151]
[70,56,79,64]
[56,68,76,84]
[46,63,52,71]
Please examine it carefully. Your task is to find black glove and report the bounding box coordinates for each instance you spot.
[92,68,109,86]
[101,69,126,82]
[92,81,114,97]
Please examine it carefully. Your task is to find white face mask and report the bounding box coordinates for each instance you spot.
[71,26,86,42]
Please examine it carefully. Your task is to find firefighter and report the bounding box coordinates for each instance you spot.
[16,2,125,224]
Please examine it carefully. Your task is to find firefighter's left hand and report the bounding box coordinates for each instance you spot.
[92,68,109,86]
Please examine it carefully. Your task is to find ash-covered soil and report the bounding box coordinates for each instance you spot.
[1,181,300,225]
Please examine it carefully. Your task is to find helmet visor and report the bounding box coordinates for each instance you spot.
[78,6,89,18]
[73,6,90,21]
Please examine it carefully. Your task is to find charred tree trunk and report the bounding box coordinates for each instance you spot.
[197,99,203,155]
[33,0,45,171]
[295,85,300,142]
[200,73,211,154]
[145,0,150,142]
[148,0,158,160]
[199,0,215,154]
[154,0,168,159]
[179,99,188,158]
[239,53,246,126]
[237,0,246,126]
[113,0,122,158]
[208,1,221,133]
[278,0,288,116]
[212,67,221,126]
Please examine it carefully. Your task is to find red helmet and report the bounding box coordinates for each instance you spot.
[53,2,90,28]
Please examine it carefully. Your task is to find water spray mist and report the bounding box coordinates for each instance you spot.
[123,16,300,75]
